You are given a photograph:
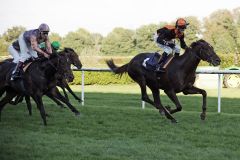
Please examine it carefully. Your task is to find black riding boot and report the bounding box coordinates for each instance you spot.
[155,52,168,73]
[175,52,180,57]
[11,61,24,80]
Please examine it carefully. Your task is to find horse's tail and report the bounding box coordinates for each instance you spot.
[106,59,128,76]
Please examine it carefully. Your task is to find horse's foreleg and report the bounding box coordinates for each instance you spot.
[150,87,177,123]
[61,87,69,102]
[49,88,80,116]
[183,86,207,120]
[32,95,47,126]
[164,89,182,114]
[64,84,82,103]
[46,90,65,108]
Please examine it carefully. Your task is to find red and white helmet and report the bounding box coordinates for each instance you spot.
[175,18,189,29]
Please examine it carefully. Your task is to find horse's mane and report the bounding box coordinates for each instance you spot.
[64,47,75,52]
[190,39,206,48]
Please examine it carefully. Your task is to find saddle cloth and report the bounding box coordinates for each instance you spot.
[142,52,161,71]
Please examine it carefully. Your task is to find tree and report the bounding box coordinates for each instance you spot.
[0,37,8,56]
[184,16,202,45]
[62,28,94,55]
[91,33,103,55]
[203,9,236,54]
[2,26,26,43]
[101,27,136,55]
[135,23,162,52]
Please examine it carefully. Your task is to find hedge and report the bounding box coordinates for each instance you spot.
[70,71,134,85]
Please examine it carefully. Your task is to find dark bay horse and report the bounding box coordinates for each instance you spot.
[106,39,221,123]
[1,47,82,110]
[0,53,80,125]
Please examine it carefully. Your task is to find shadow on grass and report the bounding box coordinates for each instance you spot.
[80,91,240,115]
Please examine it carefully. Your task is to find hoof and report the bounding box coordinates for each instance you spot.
[171,119,178,123]
[78,100,82,103]
[159,110,165,116]
[75,112,80,116]
[200,113,206,120]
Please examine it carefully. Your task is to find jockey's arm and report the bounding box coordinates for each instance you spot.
[45,37,53,54]
[30,36,49,57]
[179,35,187,49]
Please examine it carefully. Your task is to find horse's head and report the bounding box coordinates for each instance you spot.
[190,39,221,66]
[63,48,82,69]
[44,53,74,82]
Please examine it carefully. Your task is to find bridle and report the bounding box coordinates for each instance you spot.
[191,44,213,64]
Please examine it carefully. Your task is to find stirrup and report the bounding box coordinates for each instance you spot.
[11,72,22,81]
[155,68,166,73]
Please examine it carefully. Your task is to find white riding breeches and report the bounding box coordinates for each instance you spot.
[157,42,181,55]
[153,33,181,55]
[8,45,20,63]
[8,33,38,63]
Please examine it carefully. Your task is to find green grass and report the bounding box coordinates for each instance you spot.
[0,85,240,160]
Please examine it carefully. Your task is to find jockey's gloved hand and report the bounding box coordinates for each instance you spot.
[168,43,175,49]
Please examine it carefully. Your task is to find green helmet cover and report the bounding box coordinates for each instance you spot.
[51,41,61,50]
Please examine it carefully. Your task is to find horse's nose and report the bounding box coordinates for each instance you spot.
[78,64,82,69]
[213,57,221,66]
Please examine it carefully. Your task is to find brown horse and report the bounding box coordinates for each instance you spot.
[106,39,221,123]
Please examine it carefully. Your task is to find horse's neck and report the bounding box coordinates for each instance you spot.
[179,48,200,74]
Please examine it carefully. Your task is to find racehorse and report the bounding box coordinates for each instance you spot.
[1,47,82,111]
[106,39,221,123]
[0,53,80,125]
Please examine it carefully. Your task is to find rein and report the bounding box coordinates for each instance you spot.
[46,54,60,71]
[190,45,212,64]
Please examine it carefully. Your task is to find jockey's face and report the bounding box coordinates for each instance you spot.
[177,27,185,33]
[40,31,49,40]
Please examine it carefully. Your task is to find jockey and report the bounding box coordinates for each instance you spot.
[8,23,53,80]
[153,18,189,73]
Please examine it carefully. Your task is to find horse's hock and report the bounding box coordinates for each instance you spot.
[194,66,221,89]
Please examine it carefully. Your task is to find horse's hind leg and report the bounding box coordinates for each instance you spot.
[25,96,32,116]
[164,89,182,114]
[0,88,6,98]
[130,74,155,106]
[32,95,47,126]
[0,90,17,121]
[183,86,207,120]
